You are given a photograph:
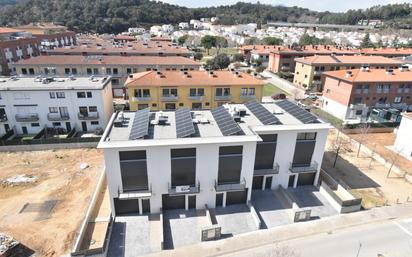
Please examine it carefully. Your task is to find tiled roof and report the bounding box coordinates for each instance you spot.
[295,55,403,65]
[323,68,412,83]
[0,27,23,34]
[361,47,412,55]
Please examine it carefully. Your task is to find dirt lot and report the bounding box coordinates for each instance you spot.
[323,129,412,209]
[0,148,103,257]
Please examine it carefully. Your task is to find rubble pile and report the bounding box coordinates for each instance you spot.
[1,174,38,186]
[0,233,19,256]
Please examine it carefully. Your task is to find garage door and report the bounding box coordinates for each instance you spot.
[162,194,185,210]
[252,176,263,190]
[226,189,248,206]
[297,172,316,186]
[114,198,139,215]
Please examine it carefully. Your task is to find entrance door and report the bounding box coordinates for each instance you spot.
[215,193,223,207]
[226,189,248,206]
[188,195,196,209]
[22,126,28,134]
[252,176,263,190]
[81,121,87,132]
[114,198,139,215]
[265,176,273,190]
[297,172,316,186]
[4,124,10,132]
[162,194,185,210]
[66,122,71,132]
[288,175,295,188]
[142,199,150,214]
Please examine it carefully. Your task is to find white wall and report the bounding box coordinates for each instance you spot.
[394,116,412,159]
[322,97,349,121]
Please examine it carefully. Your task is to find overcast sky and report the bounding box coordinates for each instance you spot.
[158,0,412,12]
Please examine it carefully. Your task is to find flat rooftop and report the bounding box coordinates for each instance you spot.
[0,76,111,91]
[100,101,330,147]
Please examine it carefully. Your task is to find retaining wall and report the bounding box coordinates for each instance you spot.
[0,142,98,152]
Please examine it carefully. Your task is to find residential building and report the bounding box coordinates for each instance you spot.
[12,55,201,97]
[98,100,330,214]
[0,76,113,136]
[294,55,403,91]
[394,112,412,160]
[0,26,76,76]
[360,47,412,58]
[125,70,264,111]
[321,68,412,123]
[239,45,280,66]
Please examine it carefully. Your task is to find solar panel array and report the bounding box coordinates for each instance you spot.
[175,107,196,138]
[245,102,281,125]
[129,108,150,140]
[275,100,319,124]
[211,106,243,136]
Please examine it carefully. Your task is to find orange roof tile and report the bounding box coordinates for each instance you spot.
[323,68,412,83]
[295,55,403,65]
[0,27,23,34]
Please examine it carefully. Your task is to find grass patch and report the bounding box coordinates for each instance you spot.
[311,107,343,128]
[263,83,289,97]
[202,47,239,57]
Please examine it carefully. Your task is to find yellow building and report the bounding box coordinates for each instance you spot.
[293,55,403,91]
[126,70,264,111]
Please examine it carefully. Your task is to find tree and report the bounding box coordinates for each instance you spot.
[177,34,189,46]
[201,35,216,55]
[205,53,230,70]
[232,53,244,62]
[262,37,283,45]
[215,36,228,54]
[356,124,370,157]
[298,33,333,46]
[193,52,203,61]
[360,33,375,48]
[244,37,261,45]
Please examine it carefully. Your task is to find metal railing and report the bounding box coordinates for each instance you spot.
[168,181,200,195]
[132,96,151,102]
[160,95,178,101]
[289,161,318,173]
[214,95,231,101]
[188,95,205,101]
[15,113,39,122]
[47,113,70,121]
[118,184,152,199]
[78,112,99,120]
[254,163,280,176]
[240,94,257,100]
[215,177,246,192]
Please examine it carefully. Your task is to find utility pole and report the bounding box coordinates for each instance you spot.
[356,242,362,257]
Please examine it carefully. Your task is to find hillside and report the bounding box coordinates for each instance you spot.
[0,1,411,33]
[0,0,16,6]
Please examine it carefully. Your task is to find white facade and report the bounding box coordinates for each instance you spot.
[322,96,368,123]
[0,76,113,136]
[394,113,412,160]
[98,102,330,215]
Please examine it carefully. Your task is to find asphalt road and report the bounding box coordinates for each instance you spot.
[222,217,412,257]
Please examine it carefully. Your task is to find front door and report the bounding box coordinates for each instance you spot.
[252,176,263,190]
[81,122,87,132]
[4,124,10,132]
[288,175,295,188]
[188,195,196,209]
[215,193,223,207]
[22,126,28,134]
[265,176,273,190]
[66,122,71,132]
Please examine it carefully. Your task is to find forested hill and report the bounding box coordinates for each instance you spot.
[0,0,411,33]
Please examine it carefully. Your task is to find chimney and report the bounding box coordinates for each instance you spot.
[400,65,409,72]
[345,71,353,78]
[208,71,214,77]
[386,69,394,75]
[129,74,133,78]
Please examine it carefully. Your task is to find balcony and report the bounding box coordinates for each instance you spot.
[78,112,99,120]
[132,96,151,102]
[0,114,7,122]
[215,177,246,192]
[240,94,256,100]
[47,113,70,121]
[214,95,231,101]
[15,113,39,122]
[313,70,322,76]
[280,66,290,71]
[160,95,178,102]
[254,163,280,176]
[374,103,390,108]
[118,184,152,200]
[188,95,205,101]
[168,181,200,196]
[289,161,318,174]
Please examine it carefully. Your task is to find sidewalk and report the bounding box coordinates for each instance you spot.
[261,70,305,98]
[145,203,412,257]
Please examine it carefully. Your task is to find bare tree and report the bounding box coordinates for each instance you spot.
[356,124,370,157]
[254,244,300,257]
[331,131,350,168]
[387,147,403,178]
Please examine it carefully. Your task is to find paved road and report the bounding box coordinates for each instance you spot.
[261,70,305,99]
[222,217,412,257]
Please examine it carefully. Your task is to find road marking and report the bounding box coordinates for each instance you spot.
[393,221,412,237]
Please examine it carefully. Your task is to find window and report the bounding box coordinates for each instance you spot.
[355,110,363,115]
[255,134,277,170]
[383,84,390,94]
[113,68,118,75]
[394,96,402,103]
[297,132,316,141]
[376,85,383,93]
[162,88,178,97]
[355,85,362,94]
[49,92,56,99]
[86,68,92,75]
[56,92,65,98]
[22,68,27,75]
[29,68,34,75]
[91,121,99,125]
[119,151,148,192]
[77,92,86,98]
[89,106,97,112]
[106,68,112,74]
[71,68,77,75]
[49,107,58,113]
[398,85,404,94]
[93,68,99,75]
[111,79,119,85]
[353,97,362,104]
[218,146,243,184]
[405,85,411,93]
[86,92,92,98]
[52,122,61,126]
[135,89,150,98]
[216,88,230,96]
[241,88,248,96]
[363,85,369,94]
[171,148,196,187]
[292,132,317,167]
[248,88,255,95]
[65,68,70,75]
[126,68,132,74]
[192,103,202,109]
[31,123,40,127]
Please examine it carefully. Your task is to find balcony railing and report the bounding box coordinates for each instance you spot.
[0,114,7,122]
[215,177,246,192]
[78,112,99,120]
[254,163,280,176]
[240,94,256,100]
[188,95,205,101]
[214,95,231,101]
[118,184,152,200]
[47,113,70,121]
[160,95,178,101]
[289,161,318,173]
[15,113,39,122]
[168,181,200,196]
[281,66,290,71]
[313,70,322,76]
[132,96,151,102]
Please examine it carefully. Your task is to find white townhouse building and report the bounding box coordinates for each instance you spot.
[394,112,412,160]
[0,76,113,136]
[98,100,331,215]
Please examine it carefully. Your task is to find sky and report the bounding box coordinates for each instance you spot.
[158,0,412,12]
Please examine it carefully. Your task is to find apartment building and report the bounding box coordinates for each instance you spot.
[239,45,280,66]
[125,70,264,111]
[394,112,412,160]
[294,55,403,91]
[361,47,412,58]
[0,76,113,136]
[98,100,330,214]
[12,55,201,97]
[0,26,76,76]
[322,67,412,123]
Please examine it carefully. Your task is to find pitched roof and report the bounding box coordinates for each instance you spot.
[295,55,403,65]
[323,68,412,83]
[361,47,412,56]
[0,27,23,34]
[125,70,265,87]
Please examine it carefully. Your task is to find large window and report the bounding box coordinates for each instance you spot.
[171,148,196,187]
[292,132,317,167]
[135,89,150,98]
[216,88,230,96]
[254,134,277,170]
[119,151,148,192]
[162,88,178,97]
[218,146,243,184]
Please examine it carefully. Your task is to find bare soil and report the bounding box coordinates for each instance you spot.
[0,148,103,257]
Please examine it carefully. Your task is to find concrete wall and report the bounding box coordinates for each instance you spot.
[394,116,412,159]
[0,141,98,152]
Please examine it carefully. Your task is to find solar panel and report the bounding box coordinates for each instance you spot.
[275,100,319,124]
[245,102,281,125]
[129,108,150,140]
[211,106,243,136]
[175,107,196,138]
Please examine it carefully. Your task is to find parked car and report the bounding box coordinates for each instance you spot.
[272,93,287,100]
